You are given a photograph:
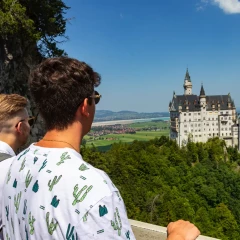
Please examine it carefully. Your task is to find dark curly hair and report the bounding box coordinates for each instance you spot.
[29,57,101,130]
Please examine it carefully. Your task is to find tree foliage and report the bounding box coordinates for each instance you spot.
[81,137,240,239]
[0,0,69,57]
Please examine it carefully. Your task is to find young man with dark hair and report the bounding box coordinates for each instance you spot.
[1,57,200,240]
[0,94,31,240]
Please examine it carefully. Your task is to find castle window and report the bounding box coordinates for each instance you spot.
[198,113,200,115]
[230,133,231,136]
[189,113,191,116]
[229,117,231,120]
[198,124,201,127]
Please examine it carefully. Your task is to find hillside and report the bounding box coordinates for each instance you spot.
[94,110,169,122]
[81,137,240,240]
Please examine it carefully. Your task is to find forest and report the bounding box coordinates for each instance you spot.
[81,137,240,240]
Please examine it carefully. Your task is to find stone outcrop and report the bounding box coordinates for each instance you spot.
[0,36,45,142]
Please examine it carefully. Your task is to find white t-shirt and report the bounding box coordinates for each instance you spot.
[1,144,135,239]
[0,141,15,240]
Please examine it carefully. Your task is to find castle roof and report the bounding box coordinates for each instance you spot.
[184,68,191,82]
[169,94,233,112]
[200,84,205,96]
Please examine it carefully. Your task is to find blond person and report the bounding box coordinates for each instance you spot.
[0,94,31,239]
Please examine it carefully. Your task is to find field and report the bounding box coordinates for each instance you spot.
[84,120,170,151]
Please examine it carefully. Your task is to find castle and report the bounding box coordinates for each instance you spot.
[169,69,239,148]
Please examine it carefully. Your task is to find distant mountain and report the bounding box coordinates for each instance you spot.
[94,110,169,122]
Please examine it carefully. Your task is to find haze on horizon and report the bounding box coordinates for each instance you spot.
[62,0,240,112]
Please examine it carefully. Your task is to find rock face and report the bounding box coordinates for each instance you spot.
[0,36,45,142]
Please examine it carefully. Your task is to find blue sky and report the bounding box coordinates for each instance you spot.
[62,0,240,112]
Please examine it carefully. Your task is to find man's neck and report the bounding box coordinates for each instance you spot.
[36,124,83,153]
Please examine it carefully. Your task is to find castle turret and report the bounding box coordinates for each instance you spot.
[183,69,192,95]
[199,84,206,107]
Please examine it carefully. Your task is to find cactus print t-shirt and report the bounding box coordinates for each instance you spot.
[2,144,136,239]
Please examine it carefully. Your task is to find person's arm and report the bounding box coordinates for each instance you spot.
[167,220,200,240]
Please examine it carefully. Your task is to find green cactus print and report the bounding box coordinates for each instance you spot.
[19,157,26,172]
[28,212,36,235]
[83,212,88,222]
[34,149,39,154]
[56,152,71,166]
[66,223,76,240]
[33,157,38,164]
[99,205,108,217]
[5,206,9,221]
[17,148,30,160]
[23,199,27,215]
[25,225,29,240]
[14,191,22,213]
[48,175,62,191]
[13,179,17,188]
[6,168,11,184]
[32,180,39,193]
[46,212,58,235]
[51,195,60,208]
[111,207,122,236]
[25,170,33,188]
[125,230,131,240]
[72,184,93,206]
[39,159,47,172]
[11,218,14,234]
[79,163,89,171]
[5,233,10,240]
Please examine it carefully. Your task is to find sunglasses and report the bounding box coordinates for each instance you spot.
[88,90,101,105]
[15,116,36,128]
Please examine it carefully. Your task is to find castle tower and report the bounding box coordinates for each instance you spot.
[183,68,192,95]
[199,84,206,107]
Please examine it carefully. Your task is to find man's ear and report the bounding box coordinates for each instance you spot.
[16,122,23,134]
[78,98,90,117]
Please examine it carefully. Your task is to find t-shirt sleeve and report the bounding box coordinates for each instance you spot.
[75,191,136,240]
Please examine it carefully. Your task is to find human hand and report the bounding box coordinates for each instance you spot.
[167,220,200,240]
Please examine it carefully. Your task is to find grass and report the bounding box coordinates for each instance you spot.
[128,120,169,129]
[84,120,170,151]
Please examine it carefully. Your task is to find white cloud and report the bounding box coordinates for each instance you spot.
[212,0,240,14]
[196,0,209,11]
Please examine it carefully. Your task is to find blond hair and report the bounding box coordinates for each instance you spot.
[0,94,28,123]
